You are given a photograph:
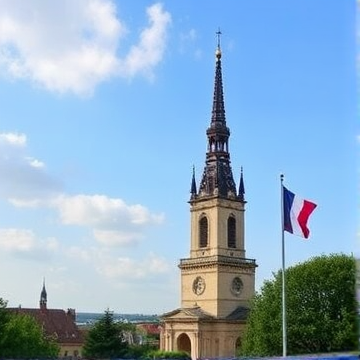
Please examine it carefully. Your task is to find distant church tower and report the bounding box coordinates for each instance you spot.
[160,35,257,359]
[40,278,47,310]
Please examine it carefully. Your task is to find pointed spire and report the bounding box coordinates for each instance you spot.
[210,29,227,128]
[239,167,245,201]
[198,31,237,200]
[190,165,197,199]
[40,277,47,310]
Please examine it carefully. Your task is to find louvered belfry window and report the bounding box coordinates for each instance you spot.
[199,216,208,248]
[227,215,236,248]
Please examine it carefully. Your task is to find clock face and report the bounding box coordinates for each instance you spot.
[192,276,206,295]
[231,277,243,297]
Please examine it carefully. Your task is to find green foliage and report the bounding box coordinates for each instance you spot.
[0,298,10,342]
[240,254,359,357]
[83,308,129,358]
[0,312,59,358]
[145,349,191,360]
[125,343,158,359]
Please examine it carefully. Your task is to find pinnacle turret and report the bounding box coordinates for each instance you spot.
[190,166,197,199]
[239,167,245,201]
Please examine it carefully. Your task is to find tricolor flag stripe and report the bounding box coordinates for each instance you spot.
[283,188,295,234]
[283,186,317,239]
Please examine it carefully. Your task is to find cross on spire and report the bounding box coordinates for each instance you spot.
[216,28,222,49]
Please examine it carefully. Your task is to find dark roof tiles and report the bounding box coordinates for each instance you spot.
[226,306,250,320]
[8,307,83,344]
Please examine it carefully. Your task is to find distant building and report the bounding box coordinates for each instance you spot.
[136,322,161,346]
[160,37,257,359]
[8,280,83,358]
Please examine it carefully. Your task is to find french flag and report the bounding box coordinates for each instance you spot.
[283,186,317,239]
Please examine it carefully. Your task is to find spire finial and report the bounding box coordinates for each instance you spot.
[215,28,222,60]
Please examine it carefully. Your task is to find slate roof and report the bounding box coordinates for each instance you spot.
[8,307,83,345]
[161,306,215,320]
[161,305,249,322]
[226,306,250,321]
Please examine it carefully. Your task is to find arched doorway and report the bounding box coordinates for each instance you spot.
[177,333,191,354]
[235,336,241,353]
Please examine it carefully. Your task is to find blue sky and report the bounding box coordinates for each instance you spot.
[0,0,357,314]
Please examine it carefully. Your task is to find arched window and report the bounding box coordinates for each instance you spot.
[199,216,208,248]
[227,215,236,248]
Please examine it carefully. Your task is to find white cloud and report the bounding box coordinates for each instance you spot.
[122,3,171,79]
[0,132,26,146]
[0,228,35,251]
[0,1,171,96]
[64,245,172,283]
[0,132,62,200]
[9,193,165,247]
[0,228,59,258]
[93,229,143,247]
[53,194,164,247]
[8,198,43,208]
[26,157,45,168]
[54,194,164,228]
[66,246,92,262]
[95,252,170,280]
[1,130,164,248]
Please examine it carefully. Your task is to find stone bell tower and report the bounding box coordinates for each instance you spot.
[160,33,257,360]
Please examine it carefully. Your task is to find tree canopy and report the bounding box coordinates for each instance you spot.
[1,313,59,358]
[0,299,59,359]
[83,308,129,358]
[0,298,10,340]
[240,253,359,357]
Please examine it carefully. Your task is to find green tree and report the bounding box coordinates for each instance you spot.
[240,254,359,357]
[0,298,10,350]
[1,313,59,358]
[83,308,128,358]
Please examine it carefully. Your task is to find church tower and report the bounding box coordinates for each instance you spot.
[160,35,257,360]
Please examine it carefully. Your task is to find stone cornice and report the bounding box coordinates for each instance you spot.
[178,255,257,271]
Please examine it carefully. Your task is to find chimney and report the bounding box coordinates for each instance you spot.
[67,308,76,321]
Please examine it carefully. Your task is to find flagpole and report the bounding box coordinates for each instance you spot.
[280,174,287,357]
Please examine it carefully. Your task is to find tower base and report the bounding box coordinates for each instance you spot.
[160,305,248,360]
